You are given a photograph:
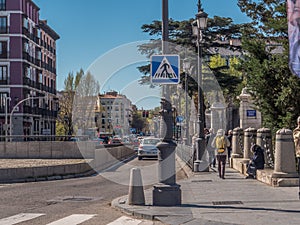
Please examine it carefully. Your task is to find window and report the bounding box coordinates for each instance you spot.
[0,65,7,81]
[0,16,7,33]
[37,28,41,39]
[23,17,28,29]
[0,41,7,58]
[24,42,29,53]
[0,92,8,112]
[26,67,30,78]
[39,73,42,83]
[0,0,5,10]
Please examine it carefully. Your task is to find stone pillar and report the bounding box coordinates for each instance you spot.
[153,98,181,206]
[257,128,273,168]
[231,127,243,158]
[237,87,262,129]
[210,101,226,133]
[243,127,257,160]
[273,129,297,178]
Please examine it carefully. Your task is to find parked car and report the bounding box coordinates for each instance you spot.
[137,137,160,160]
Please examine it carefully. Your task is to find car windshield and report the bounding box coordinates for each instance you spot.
[143,139,160,145]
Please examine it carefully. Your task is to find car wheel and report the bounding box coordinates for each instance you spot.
[138,156,142,160]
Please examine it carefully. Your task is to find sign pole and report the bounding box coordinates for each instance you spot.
[152,0,181,206]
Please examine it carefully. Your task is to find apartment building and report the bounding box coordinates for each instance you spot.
[95,91,133,137]
[0,0,59,137]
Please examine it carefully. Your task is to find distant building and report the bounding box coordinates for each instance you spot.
[0,0,60,137]
[95,91,133,136]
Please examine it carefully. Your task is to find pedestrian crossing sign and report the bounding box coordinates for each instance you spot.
[151,55,180,84]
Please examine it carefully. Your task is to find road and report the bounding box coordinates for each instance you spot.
[0,157,181,225]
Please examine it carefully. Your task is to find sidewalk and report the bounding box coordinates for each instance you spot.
[112,165,300,225]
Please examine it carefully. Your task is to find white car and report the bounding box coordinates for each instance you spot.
[137,138,160,160]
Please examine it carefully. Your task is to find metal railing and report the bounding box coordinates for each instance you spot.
[0,135,89,142]
[176,143,193,169]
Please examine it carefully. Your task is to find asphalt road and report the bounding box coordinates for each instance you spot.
[0,157,174,225]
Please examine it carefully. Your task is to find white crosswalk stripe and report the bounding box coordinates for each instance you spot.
[0,213,45,225]
[107,216,154,225]
[46,214,97,225]
[0,213,150,225]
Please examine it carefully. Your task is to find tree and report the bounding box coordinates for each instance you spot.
[131,111,147,133]
[56,69,100,136]
[73,71,100,135]
[237,0,300,131]
[56,70,83,135]
[138,16,246,107]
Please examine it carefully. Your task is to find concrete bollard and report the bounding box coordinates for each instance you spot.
[128,168,145,205]
[243,127,257,160]
[273,129,297,177]
[257,128,273,168]
[231,127,244,159]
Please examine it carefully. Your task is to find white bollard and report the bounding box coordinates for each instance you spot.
[128,168,145,205]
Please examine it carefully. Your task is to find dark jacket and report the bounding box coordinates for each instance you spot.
[252,147,265,169]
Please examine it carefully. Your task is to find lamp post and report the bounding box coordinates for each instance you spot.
[4,95,11,142]
[10,96,47,138]
[192,0,208,172]
[183,59,190,145]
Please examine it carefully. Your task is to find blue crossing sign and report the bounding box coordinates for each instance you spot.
[151,55,180,84]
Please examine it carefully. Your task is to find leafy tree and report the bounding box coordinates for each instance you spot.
[138,16,246,107]
[56,70,83,135]
[131,111,147,133]
[56,69,100,135]
[237,0,300,131]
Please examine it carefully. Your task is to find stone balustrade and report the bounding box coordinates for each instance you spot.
[230,127,299,187]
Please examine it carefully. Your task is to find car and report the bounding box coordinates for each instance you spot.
[69,137,80,142]
[108,138,122,145]
[137,137,160,160]
[90,137,105,144]
[131,139,140,151]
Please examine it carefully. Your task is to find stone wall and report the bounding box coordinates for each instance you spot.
[0,142,134,160]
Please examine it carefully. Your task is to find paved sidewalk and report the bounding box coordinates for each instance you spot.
[112,165,300,225]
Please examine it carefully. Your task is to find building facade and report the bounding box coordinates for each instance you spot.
[95,91,133,137]
[0,0,59,138]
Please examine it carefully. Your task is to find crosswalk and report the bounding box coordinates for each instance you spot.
[0,213,45,225]
[0,213,155,225]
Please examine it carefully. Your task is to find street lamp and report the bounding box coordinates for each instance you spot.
[10,95,47,139]
[4,95,11,141]
[192,0,208,172]
[183,59,190,145]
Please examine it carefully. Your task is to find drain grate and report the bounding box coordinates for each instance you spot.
[191,180,213,183]
[47,196,102,204]
[212,201,243,205]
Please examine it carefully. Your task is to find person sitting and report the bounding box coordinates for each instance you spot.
[245,144,265,179]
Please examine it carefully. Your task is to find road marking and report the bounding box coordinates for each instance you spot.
[46,214,96,225]
[107,216,153,225]
[0,213,45,225]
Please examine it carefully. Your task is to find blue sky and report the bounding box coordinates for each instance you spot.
[34,0,250,109]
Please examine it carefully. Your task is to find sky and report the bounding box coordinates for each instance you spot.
[34,0,250,109]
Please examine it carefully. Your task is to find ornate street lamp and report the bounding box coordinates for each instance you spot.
[192,0,208,172]
[183,59,191,145]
